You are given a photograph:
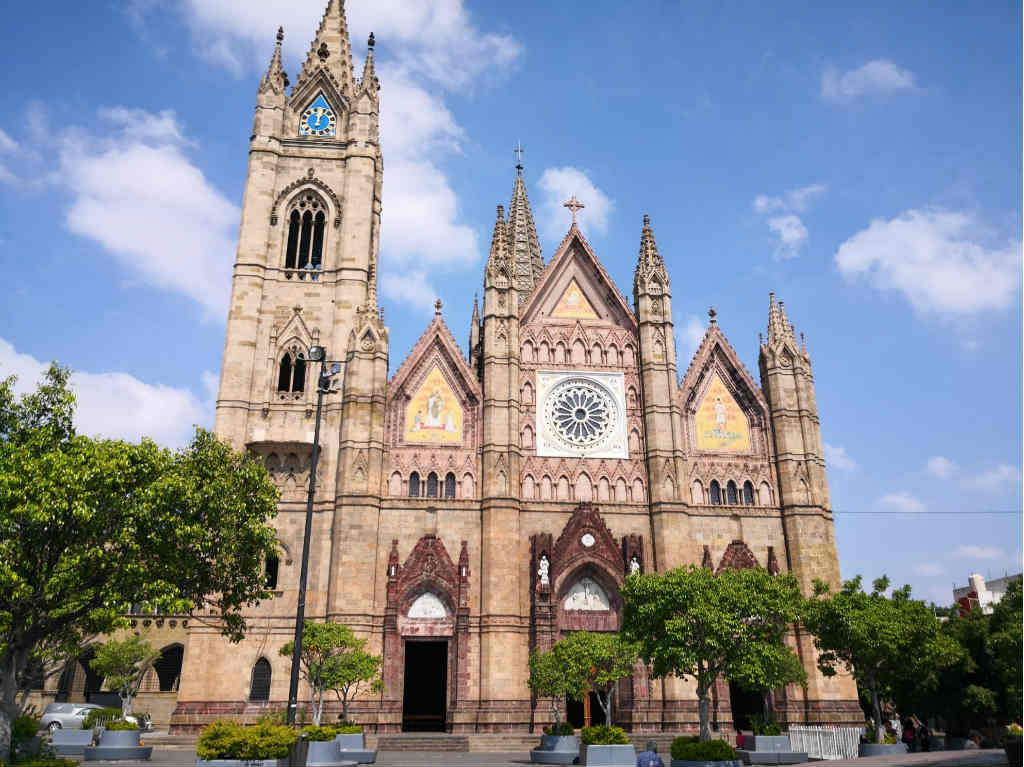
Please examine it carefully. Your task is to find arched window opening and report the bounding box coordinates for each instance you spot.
[285,211,300,269]
[153,645,184,692]
[265,554,280,590]
[311,212,325,269]
[444,472,456,499]
[249,658,271,701]
[426,472,438,498]
[408,472,420,497]
[462,473,475,497]
[710,480,722,505]
[292,355,306,392]
[743,481,755,505]
[298,211,313,269]
[388,472,402,496]
[727,480,738,505]
[691,479,704,504]
[277,355,292,392]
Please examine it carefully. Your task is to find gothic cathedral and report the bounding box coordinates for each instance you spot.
[171,0,859,734]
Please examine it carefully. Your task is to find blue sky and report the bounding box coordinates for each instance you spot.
[0,1,1019,605]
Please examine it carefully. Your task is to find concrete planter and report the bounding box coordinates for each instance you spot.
[100,729,142,747]
[671,760,743,767]
[748,737,790,752]
[580,743,637,766]
[530,734,579,764]
[196,761,288,767]
[858,743,907,757]
[84,728,153,761]
[48,729,95,756]
[1005,736,1022,767]
[306,740,343,767]
[334,733,376,764]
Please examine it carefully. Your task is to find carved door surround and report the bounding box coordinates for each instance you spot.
[382,536,470,731]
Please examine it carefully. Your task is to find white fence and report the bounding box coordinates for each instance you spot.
[788,725,864,760]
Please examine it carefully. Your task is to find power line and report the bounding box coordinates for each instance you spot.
[832,509,1020,515]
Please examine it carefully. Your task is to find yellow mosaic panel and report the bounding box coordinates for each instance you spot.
[551,278,598,319]
[695,374,750,452]
[404,365,463,443]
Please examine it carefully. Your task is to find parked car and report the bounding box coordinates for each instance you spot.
[40,702,103,733]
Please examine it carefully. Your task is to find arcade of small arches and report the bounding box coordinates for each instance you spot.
[691,477,773,506]
[520,338,637,368]
[53,642,186,702]
[397,470,467,499]
[521,472,645,504]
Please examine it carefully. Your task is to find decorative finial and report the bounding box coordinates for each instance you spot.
[563,195,585,226]
[317,42,330,61]
[496,204,504,220]
[434,298,442,316]
[759,332,764,344]
[708,306,717,324]
[368,32,375,48]
[643,214,650,227]
[276,26,284,44]
[514,141,524,172]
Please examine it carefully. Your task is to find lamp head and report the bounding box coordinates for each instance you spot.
[308,345,326,362]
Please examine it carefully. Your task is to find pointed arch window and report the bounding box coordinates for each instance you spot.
[408,472,420,498]
[277,348,307,395]
[727,480,738,505]
[743,481,755,505]
[284,193,327,279]
[710,480,722,505]
[426,472,439,498]
[249,658,271,701]
[264,554,280,590]
[444,472,456,499]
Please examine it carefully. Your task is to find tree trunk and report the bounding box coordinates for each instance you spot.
[870,678,883,744]
[0,702,14,764]
[341,691,349,724]
[121,692,133,718]
[2,648,28,761]
[762,690,771,719]
[698,689,712,742]
[596,687,612,727]
[551,696,562,729]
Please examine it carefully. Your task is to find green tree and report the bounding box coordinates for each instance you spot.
[280,622,383,725]
[988,578,1023,722]
[528,647,573,730]
[550,632,637,727]
[622,565,803,741]
[0,365,280,760]
[730,643,807,719]
[802,575,961,743]
[89,636,160,718]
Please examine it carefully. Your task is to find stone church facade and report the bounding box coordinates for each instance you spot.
[170,0,860,734]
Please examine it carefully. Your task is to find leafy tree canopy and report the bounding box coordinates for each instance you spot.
[549,631,637,727]
[528,648,572,728]
[89,636,160,717]
[622,565,803,741]
[0,365,280,759]
[802,575,961,742]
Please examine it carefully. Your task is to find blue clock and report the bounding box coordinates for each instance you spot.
[299,93,336,137]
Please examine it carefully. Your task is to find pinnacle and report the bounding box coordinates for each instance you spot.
[359,32,377,92]
[259,26,288,95]
[506,165,544,302]
[634,213,668,289]
[766,292,798,347]
[296,0,355,97]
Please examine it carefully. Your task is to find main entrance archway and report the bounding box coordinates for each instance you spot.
[401,640,448,731]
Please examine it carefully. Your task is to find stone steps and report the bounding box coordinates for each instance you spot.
[374,734,470,752]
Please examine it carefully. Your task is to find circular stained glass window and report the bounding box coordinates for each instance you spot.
[544,377,617,451]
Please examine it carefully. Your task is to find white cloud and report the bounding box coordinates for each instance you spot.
[677,314,706,362]
[0,337,211,447]
[913,563,944,577]
[55,109,239,318]
[961,463,1022,493]
[878,491,924,513]
[0,128,17,153]
[952,544,1005,561]
[752,184,826,259]
[380,270,438,315]
[926,455,959,478]
[835,209,1021,315]
[536,166,613,242]
[824,443,857,470]
[821,60,917,104]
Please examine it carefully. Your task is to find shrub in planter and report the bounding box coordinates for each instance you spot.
[580,725,629,745]
[302,726,341,742]
[3,759,78,767]
[102,720,139,731]
[748,714,782,736]
[671,738,737,762]
[544,723,576,736]
[197,721,299,761]
[335,724,363,734]
[82,709,122,730]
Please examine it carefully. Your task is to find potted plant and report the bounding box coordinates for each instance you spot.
[195,720,299,767]
[1004,724,1023,767]
[857,728,906,758]
[579,725,635,766]
[528,648,578,764]
[670,736,742,767]
[83,719,154,761]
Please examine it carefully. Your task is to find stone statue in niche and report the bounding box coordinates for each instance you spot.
[537,554,550,586]
[408,591,447,619]
[629,556,641,574]
[563,577,610,611]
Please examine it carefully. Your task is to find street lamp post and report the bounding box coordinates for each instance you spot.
[286,345,339,726]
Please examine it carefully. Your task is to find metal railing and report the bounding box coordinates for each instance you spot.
[788,725,864,760]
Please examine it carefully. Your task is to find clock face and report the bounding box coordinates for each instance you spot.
[299,93,336,137]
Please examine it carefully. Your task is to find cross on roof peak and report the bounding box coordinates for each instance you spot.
[563,195,584,226]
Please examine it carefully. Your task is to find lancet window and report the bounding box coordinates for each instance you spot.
[727,480,738,505]
[710,480,722,505]
[284,193,327,278]
[426,472,439,498]
[743,480,755,505]
[277,348,307,395]
[249,658,271,701]
[408,472,420,497]
[444,472,456,499]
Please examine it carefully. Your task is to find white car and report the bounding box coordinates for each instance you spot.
[39,702,102,733]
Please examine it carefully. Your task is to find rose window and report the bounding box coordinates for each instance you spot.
[544,378,617,450]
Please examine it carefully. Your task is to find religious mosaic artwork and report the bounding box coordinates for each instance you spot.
[535,371,628,459]
[408,592,448,619]
[405,365,463,443]
[562,577,610,611]
[695,373,751,452]
[551,278,598,319]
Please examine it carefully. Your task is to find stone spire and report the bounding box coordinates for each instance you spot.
[469,294,480,352]
[259,27,288,96]
[506,164,544,303]
[485,205,511,285]
[358,32,377,92]
[634,214,669,288]
[766,292,797,348]
[295,0,355,97]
